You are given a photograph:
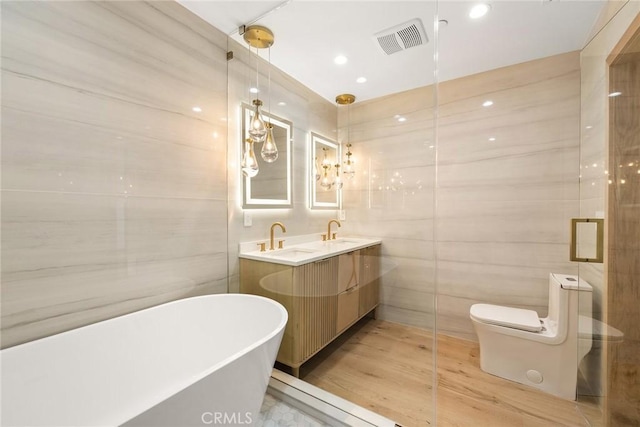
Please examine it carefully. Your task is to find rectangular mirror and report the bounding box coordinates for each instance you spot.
[242,103,292,208]
[310,132,341,209]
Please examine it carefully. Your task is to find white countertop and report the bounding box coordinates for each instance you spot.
[239,234,382,267]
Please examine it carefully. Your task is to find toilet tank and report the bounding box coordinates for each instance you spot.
[548,273,593,329]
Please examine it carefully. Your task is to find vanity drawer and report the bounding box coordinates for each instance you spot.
[337,285,359,333]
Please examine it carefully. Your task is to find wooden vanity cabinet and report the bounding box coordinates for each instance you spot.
[239,243,380,377]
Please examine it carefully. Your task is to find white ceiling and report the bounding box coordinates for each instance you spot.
[179,0,605,103]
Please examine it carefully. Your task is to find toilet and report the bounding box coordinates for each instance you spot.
[470,273,592,400]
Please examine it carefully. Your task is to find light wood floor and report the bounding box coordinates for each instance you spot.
[300,318,597,427]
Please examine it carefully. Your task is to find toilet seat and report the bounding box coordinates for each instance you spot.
[470,304,542,332]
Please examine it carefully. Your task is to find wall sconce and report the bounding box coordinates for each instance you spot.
[336,94,356,179]
[241,25,278,176]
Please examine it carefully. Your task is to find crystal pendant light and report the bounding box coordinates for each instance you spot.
[333,163,343,189]
[261,122,278,162]
[320,148,332,189]
[241,138,259,178]
[241,25,275,173]
[249,99,267,143]
[343,143,355,179]
[320,164,332,190]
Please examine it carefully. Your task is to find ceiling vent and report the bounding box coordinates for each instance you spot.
[373,18,428,55]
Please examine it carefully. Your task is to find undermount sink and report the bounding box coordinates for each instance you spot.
[268,247,320,258]
[327,238,362,244]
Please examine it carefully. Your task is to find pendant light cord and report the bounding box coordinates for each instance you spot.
[255,46,260,101]
[268,47,271,124]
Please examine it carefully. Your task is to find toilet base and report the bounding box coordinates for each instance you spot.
[476,326,579,400]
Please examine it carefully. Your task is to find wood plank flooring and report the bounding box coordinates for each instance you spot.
[300,318,596,427]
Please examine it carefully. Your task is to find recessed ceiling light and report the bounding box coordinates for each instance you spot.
[482,100,493,107]
[356,77,367,83]
[192,106,202,113]
[608,91,622,97]
[334,55,348,65]
[488,137,496,141]
[397,117,407,122]
[278,101,287,106]
[469,3,490,19]
[249,87,259,94]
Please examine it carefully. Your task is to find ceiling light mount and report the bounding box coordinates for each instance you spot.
[242,25,274,49]
[335,94,356,105]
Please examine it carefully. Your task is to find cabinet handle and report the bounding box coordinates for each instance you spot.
[314,258,330,264]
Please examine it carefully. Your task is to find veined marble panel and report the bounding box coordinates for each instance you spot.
[436,180,578,203]
[1,1,230,348]
[437,199,578,243]
[376,304,434,330]
[436,259,566,307]
[437,241,576,276]
[438,51,579,105]
[380,286,435,317]
[2,190,228,347]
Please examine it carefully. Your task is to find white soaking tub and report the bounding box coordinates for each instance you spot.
[1,294,287,426]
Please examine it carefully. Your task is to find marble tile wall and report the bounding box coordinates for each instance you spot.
[345,52,582,339]
[1,1,229,348]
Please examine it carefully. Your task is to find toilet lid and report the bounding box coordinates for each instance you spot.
[470,304,542,332]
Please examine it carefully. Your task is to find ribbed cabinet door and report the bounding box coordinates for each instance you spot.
[292,257,338,363]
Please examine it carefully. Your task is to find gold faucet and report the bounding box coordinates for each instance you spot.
[269,222,286,250]
[327,219,341,240]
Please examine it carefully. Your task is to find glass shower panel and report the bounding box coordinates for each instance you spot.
[226,2,438,425]
[435,1,583,424]
[578,2,640,424]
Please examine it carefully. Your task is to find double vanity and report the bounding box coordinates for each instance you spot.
[239,223,381,377]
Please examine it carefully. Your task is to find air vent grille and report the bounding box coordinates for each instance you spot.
[373,18,428,56]
[377,34,403,55]
[398,24,423,49]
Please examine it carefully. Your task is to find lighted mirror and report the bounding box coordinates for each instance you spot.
[310,132,341,209]
[242,103,292,208]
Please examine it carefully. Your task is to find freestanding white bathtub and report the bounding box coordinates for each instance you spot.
[1,294,287,427]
